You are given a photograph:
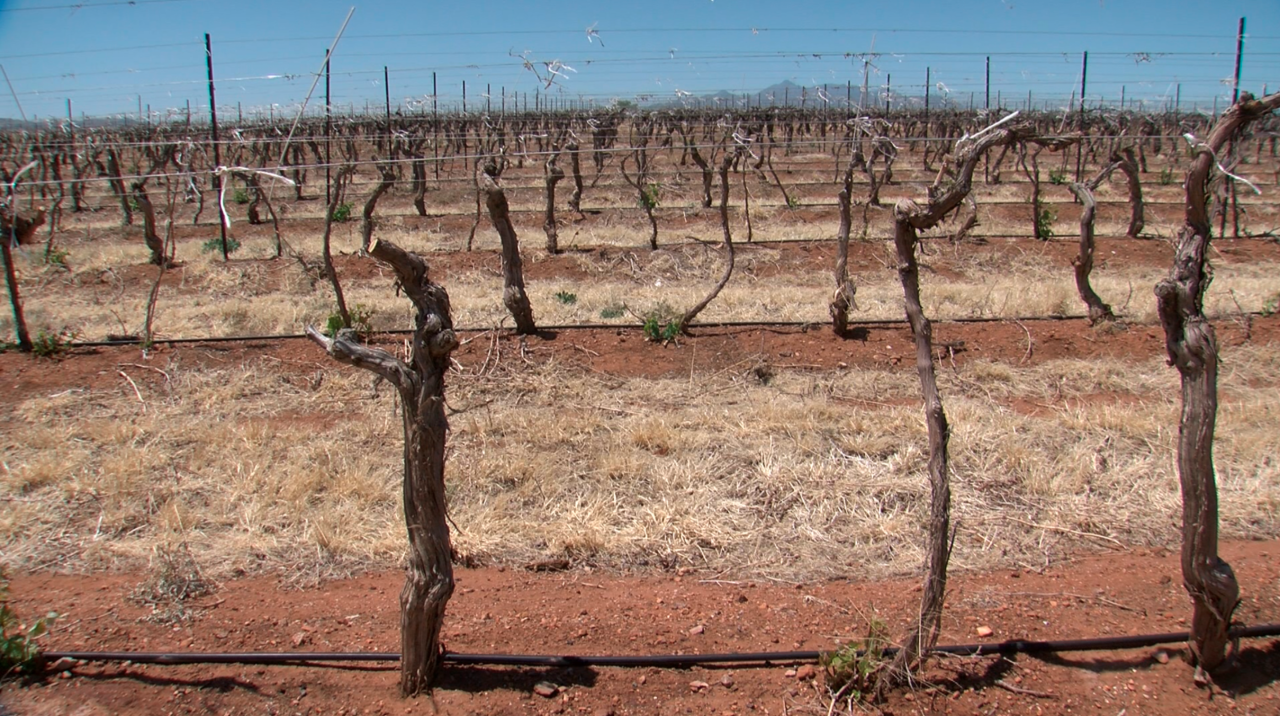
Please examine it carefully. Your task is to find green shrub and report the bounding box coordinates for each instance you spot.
[201,236,242,255]
[1,569,57,679]
[330,202,353,223]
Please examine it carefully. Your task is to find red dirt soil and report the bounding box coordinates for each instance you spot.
[3,315,1277,403]
[5,540,1279,716]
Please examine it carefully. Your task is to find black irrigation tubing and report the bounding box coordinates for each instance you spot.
[40,624,1280,669]
[72,311,1280,349]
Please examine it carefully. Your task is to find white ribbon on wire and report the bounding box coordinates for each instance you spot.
[1182,133,1262,195]
[212,166,297,230]
[961,110,1021,145]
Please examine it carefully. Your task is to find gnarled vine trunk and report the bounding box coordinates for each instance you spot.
[480,164,537,334]
[543,145,565,254]
[829,140,861,334]
[1154,91,1280,682]
[1113,147,1145,238]
[307,238,458,697]
[879,123,1027,695]
[678,147,739,333]
[1067,160,1122,324]
[130,181,167,267]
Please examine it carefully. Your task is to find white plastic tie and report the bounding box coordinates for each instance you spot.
[1182,133,1262,194]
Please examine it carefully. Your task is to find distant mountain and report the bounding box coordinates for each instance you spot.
[754,80,805,106]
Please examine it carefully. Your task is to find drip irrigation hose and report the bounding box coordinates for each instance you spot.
[61,308,1279,349]
[43,623,1280,669]
[66,313,1095,348]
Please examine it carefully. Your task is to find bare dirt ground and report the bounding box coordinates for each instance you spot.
[4,540,1279,716]
[3,319,1280,715]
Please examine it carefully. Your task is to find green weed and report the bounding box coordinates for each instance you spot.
[639,183,660,211]
[323,303,374,338]
[1,569,57,679]
[31,328,76,358]
[1036,203,1056,240]
[1263,293,1280,317]
[43,247,70,269]
[643,316,680,343]
[820,616,890,703]
[641,302,681,344]
[554,290,578,305]
[330,202,354,223]
[232,188,251,205]
[1048,168,1067,185]
[201,236,242,255]
[599,305,626,319]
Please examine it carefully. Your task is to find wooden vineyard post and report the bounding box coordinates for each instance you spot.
[1155,91,1280,683]
[307,238,459,697]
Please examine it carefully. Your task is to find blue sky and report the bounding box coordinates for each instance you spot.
[0,0,1276,121]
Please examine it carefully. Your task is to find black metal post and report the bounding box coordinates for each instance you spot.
[325,51,331,207]
[985,56,990,111]
[432,72,439,180]
[1075,51,1087,183]
[924,67,930,125]
[204,33,228,260]
[1233,17,1246,103]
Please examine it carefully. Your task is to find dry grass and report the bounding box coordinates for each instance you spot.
[7,222,1278,342]
[3,343,1278,584]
